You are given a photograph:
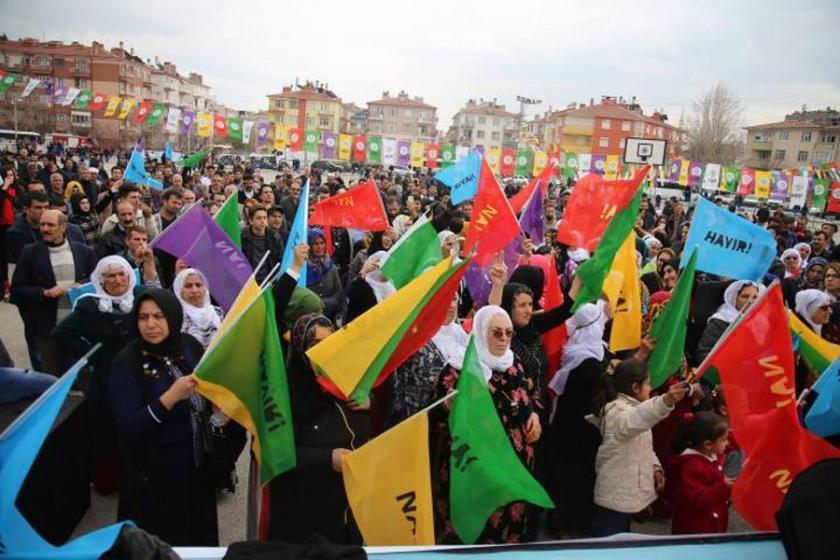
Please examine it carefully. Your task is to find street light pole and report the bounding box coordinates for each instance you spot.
[515,94,542,146]
[12,93,18,142]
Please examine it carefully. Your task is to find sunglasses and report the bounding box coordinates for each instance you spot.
[491,328,514,340]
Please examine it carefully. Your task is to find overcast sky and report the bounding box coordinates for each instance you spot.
[5,0,839,132]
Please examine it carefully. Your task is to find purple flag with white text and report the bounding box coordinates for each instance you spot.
[150,205,253,312]
[397,140,411,167]
[181,111,196,135]
[669,158,681,182]
[256,121,272,148]
[50,85,67,105]
[321,132,337,159]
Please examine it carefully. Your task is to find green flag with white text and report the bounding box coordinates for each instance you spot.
[304,129,319,153]
[228,118,243,141]
[367,136,382,163]
[440,144,456,168]
[72,90,92,109]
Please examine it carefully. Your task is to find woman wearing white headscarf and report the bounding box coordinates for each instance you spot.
[344,250,396,323]
[794,242,811,269]
[53,255,145,494]
[693,281,763,365]
[438,230,458,258]
[432,305,542,544]
[780,248,802,279]
[795,289,833,337]
[173,268,224,348]
[548,301,609,397]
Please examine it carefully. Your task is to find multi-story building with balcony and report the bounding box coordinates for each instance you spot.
[366,91,437,142]
[744,109,840,169]
[446,99,517,150]
[265,82,342,135]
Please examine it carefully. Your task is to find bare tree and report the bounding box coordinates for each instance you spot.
[685,81,744,163]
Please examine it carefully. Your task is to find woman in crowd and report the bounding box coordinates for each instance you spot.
[641,236,662,275]
[54,255,146,494]
[306,228,344,321]
[439,230,458,258]
[794,241,811,269]
[821,262,840,344]
[693,281,763,365]
[640,248,676,295]
[69,193,100,247]
[794,288,833,390]
[173,268,223,348]
[433,305,543,544]
[784,257,827,309]
[268,312,371,544]
[109,289,219,545]
[348,229,397,282]
[780,248,802,279]
[344,250,394,323]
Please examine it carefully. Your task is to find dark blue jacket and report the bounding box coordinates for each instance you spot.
[6,213,87,263]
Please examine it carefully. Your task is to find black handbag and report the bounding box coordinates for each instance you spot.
[198,408,247,492]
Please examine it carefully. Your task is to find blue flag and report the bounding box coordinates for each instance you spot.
[679,197,776,281]
[163,141,174,162]
[805,357,840,438]
[279,180,309,287]
[124,139,164,191]
[0,349,130,558]
[434,150,481,205]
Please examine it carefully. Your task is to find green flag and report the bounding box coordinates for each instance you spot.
[194,286,296,485]
[449,338,553,544]
[515,149,533,177]
[572,190,643,312]
[214,195,241,249]
[440,144,456,168]
[721,166,739,193]
[563,152,578,179]
[303,129,319,153]
[0,73,16,93]
[367,136,382,164]
[648,248,698,389]
[379,214,443,289]
[812,178,830,212]
[72,90,92,109]
[180,149,210,169]
[228,117,243,141]
[146,103,166,125]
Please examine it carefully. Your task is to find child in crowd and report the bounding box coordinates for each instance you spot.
[591,357,689,536]
[669,411,734,534]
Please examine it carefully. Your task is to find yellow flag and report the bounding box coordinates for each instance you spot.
[678,159,690,186]
[532,151,548,176]
[338,133,352,160]
[206,276,261,352]
[104,96,121,117]
[486,147,501,173]
[604,234,642,352]
[410,142,425,167]
[274,125,287,151]
[117,98,136,120]
[196,112,212,138]
[342,412,434,545]
[755,171,772,199]
[605,155,619,180]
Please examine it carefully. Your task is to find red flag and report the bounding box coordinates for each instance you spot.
[426,144,440,169]
[700,284,840,530]
[352,136,367,162]
[88,92,108,111]
[132,101,152,125]
[288,128,303,151]
[509,162,554,215]
[539,254,567,391]
[500,149,516,177]
[827,181,840,214]
[462,159,521,266]
[309,180,388,232]
[738,168,756,196]
[555,167,646,252]
[547,150,562,171]
[213,114,228,138]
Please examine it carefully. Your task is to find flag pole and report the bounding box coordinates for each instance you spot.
[258,263,281,290]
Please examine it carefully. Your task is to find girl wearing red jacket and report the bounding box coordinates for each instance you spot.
[670,411,734,534]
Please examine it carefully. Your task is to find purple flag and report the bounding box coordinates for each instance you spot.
[688,160,703,187]
[321,132,337,159]
[669,158,680,182]
[771,171,790,203]
[43,81,54,95]
[50,85,67,105]
[474,146,485,159]
[150,205,252,312]
[181,111,195,135]
[519,182,544,243]
[463,233,523,306]
[397,140,411,167]
[256,121,271,148]
[591,155,606,175]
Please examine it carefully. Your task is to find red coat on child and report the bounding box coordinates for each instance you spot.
[670,450,731,534]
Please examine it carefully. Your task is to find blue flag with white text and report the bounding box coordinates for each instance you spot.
[279,180,309,287]
[0,351,130,558]
[124,139,164,190]
[434,150,481,205]
[679,197,776,281]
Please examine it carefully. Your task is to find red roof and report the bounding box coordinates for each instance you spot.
[368,95,435,110]
[268,86,341,103]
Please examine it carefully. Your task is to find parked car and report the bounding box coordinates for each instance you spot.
[311,159,348,173]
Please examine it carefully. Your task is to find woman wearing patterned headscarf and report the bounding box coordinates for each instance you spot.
[306,228,344,321]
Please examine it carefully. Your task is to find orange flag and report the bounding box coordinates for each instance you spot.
[462,158,520,266]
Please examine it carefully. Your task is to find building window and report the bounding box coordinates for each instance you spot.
[802,132,812,142]
[601,119,611,130]
[274,99,284,110]
[405,109,414,118]
[492,117,500,126]
[389,109,397,117]
[74,59,87,71]
[403,123,414,133]
[388,123,396,132]
[57,113,67,123]
[576,137,587,146]
[757,151,771,160]
[476,130,485,139]
[320,118,330,127]
[478,116,486,125]
[74,78,89,89]
[779,130,789,141]
[275,115,282,123]
[775,150,786,160]
[37,57,51,68]
[656,128,664,138]
[797,150,809,162]
[621,121,631,131]
[821,134,837,144]
[491,131,500,140]
[321,103,329,112]
[599,137,609,147]
[70,111,91,127]
[814,152,831,164]
[619,139,625,148]
[306,117,314,127]
[288,100,298,109]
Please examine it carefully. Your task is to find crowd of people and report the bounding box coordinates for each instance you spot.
[1,139,838,547]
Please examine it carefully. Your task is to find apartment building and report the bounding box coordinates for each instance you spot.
[744,109,840,169]
[447,99,517,150]
[366,91,438,142]
[265,82,342,134]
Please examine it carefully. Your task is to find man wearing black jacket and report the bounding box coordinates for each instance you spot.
[241,204,284,284]
[6,191,49,263]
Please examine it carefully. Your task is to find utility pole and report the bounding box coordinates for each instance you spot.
[12,93,19,141]
[515,95,542,145]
